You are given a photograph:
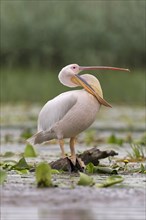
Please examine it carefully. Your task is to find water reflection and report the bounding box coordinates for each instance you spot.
[39,208,96,220]
[1,207,95,220]
[1,206,145,220]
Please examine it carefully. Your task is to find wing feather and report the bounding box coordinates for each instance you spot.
[38,91,77,131]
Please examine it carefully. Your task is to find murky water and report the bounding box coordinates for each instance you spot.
[1,105,146,220]
[1,186,145,220]
[1,205,145,220]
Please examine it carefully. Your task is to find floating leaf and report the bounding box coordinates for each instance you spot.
[86,162,95,174]
[86,163,118,174]
[24,144,37,157]
[78,172,94,186]
[94,166,118,174]
[96,175,124,188]
[16,169,30,175]
[51,169,60,174]
[13,157,30,170]
[35,162,53,187]
[2,151,15,157]
[2,160,17,171]
[0,169,7,184]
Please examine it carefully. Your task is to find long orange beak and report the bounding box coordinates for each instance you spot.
[71,65,130,107]
[79,66,130,72]
[72,74,112,107]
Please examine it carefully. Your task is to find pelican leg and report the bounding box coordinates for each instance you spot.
[69,137,86,171]
[69,137,76,165]
[59,139,66,158]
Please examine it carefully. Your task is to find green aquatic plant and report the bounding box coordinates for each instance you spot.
[107,134,124,146]
[77,172,124,188]
[96,176,124,188]
[138,164,146,173]
[24,144,37,157]
[1,160,17,171]
[127,144,145,161]
[78,172,94,186]
[129,164,146,174]
[35,162,53,188]
[13,157,30,170]
[86,162,118,174]
[2,151,15,157]
[20,128,33,139]
[0,169,7,184]
[1,157,30,172]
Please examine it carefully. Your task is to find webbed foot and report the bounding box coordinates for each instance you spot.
[67,156,86,173]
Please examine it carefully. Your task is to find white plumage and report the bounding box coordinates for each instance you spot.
[37,91,77,132]
[28,63,129,165]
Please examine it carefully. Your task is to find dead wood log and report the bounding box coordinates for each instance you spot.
[49,147,118,172]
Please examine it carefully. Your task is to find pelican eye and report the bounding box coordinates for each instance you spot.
[72,66,76,69]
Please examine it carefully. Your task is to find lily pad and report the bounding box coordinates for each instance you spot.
[78,172,94,186]
[24,144,37,157]
[16,169,30,175]
[0,169,7,184]
[35,162,53,187]
[2,160,17,171]
[96,175,124,188]
[2,151,15,158]
[86,162,118,174]
[51,169,60,174]
[13,157,30,170]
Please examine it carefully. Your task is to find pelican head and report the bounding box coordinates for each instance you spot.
[58,64,130,108]
[58,64,81,87]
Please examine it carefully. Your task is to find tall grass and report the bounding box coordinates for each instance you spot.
[1,68,145,105]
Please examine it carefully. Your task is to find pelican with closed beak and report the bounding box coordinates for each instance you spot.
[28,64,129,168]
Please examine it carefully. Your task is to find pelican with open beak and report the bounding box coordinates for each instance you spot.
[28,64,129,170]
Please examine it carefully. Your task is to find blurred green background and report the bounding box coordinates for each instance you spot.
[1,1,145,105]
